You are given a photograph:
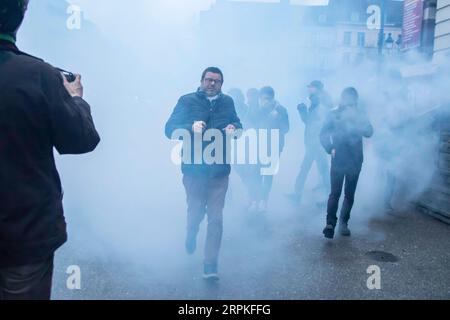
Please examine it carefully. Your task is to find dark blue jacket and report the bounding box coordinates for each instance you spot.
[253,101,290,154]
[165,89,242,177]
[320,105,373,170]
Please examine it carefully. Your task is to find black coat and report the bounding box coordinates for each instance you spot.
[320,105,373,170]
[165,89,242,177]
[0,41,100,267]
[253,101,290,154]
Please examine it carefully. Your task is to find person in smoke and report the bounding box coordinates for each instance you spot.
[320,87,373,239]
[234,87,261,210]
[247,86,290,213]
[228,88,253,205]
[246,88,260,128]
[287,80,332,205]
[228,88,248,124]
[165,67,242,281]
[0,0,100,300]
[373,72,410,213]
[375,90,401,212]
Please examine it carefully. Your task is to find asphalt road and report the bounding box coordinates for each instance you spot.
[51,195,450,300]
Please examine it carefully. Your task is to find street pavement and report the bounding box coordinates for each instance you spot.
[51,193,450,300]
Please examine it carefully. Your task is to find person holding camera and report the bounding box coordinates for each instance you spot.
[0,0,100,300]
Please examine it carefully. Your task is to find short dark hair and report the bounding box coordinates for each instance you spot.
[260,86,275,99]
[308,80,324,91]
[342,87,359,100]
[0,0,28,34]
[201,67,224,83]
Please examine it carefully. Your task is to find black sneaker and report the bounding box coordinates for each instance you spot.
[185,232,197,255]
[203,263,219,281]
[323,225,335,239]
[338,223,351,237]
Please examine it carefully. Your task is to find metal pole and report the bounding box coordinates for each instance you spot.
[378,0,387,71]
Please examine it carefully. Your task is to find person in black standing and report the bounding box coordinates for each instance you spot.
[320,87,373,239]
[165,67,242,281]
[0,0,100,300]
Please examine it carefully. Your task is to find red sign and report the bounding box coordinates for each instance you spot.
[402,0,424,50]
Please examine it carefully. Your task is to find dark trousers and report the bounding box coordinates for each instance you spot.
[326,165,361,227]
[234,165,253,201]
[295,145,330,196]
[183,174,229,265]
[0,256,54,300]
[248,165,274,202]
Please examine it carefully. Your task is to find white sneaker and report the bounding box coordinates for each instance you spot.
[203,263,219,281]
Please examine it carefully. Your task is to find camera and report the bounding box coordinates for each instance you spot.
[56,68,76,83]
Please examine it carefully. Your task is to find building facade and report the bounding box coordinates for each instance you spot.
[407,0,450,224]
[199,0,403,73]
[434,0,450,63]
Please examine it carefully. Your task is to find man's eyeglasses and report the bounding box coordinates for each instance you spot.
[204,78,222,85]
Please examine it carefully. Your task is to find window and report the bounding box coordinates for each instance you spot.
[357,32,366,47]
[344,32,352,46]
[318,14,327,23]
[351,12,360,23]
[343,52,351,64]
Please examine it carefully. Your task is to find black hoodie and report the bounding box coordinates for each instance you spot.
[0,41,100,267]
[320,105,373,170]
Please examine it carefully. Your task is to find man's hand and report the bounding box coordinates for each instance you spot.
[63,74,83,98]
[331,149,336,159]
[224,124,236,135]
[297,103,308,119]
[192,121,206,133]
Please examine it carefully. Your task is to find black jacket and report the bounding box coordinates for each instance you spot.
[0,41,100,267]
[254,101,290,154]
[320,105,373,170]
[165,89,242,178]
